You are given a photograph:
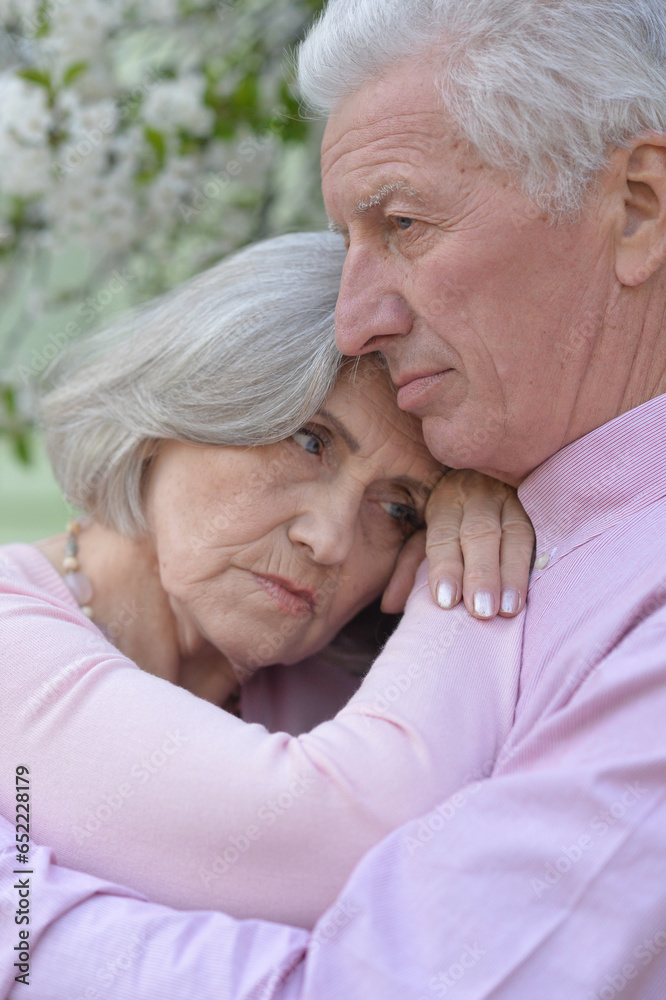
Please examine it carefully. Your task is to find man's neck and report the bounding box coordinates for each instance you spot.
[561,280,666,464]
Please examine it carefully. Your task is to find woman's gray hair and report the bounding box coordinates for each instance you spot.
[298,0,666,215]
[41,232,347,536]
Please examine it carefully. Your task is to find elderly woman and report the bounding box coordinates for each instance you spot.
[0,232,531,930]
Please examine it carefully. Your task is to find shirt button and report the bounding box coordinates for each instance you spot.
[535,553,551,570]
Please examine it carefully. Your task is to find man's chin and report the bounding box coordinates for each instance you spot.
[421,413,493,472]
[421,416,456,467]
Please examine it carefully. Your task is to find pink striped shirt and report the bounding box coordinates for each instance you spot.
[3,393,666,999]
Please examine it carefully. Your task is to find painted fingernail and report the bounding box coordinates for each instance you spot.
[500,588,520,615]
[474,590,494,618]
[437,578,458,609]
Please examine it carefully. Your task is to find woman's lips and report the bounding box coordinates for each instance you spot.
[396,370,453,412]
[251,573,316,618]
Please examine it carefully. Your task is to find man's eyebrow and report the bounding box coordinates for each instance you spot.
[316,409,360,453]
[327,181,426,237]
[353,181,425,218]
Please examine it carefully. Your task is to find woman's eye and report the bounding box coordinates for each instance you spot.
[381,501,423,531]
[292,429,324,456]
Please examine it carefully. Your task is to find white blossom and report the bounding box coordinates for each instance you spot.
[1,0,324,405]
[0,0,42,32]
[0,75,53,198]
[141,74,214,137]
[146,155,198,218]
[64,96,119,140]
[0,142,52,198]
[0,74,52,146]
[41,0,123,76]
[126,0,181,22]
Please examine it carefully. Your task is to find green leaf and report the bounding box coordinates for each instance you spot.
[8,197,27,230]
[144,127,167,170]
[12,432,32,465]
[213,119,236,141]
[276,81,308,142]
[17,67,52,91]
[1,384,17,416]
[177,133,207,156]
[63,62,89,87]
[232,74,259,115]
[0,387,33,465]
[34,0,52,37]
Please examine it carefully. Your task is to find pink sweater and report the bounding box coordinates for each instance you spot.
[0,543,522,929]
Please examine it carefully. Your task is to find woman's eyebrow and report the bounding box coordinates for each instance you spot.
[327,219,348,238]
[316,409,360,453]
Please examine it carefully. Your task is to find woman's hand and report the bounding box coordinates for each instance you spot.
[381,470,535,620]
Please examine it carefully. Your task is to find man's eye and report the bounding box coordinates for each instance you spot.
[381,501,422,530]
[292,429,324,456]
[395,217,414,230]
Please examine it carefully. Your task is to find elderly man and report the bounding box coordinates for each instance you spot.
[3,1,666,997]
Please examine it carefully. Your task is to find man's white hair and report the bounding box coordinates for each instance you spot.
[298,0,666,215]
[41,233,346,536]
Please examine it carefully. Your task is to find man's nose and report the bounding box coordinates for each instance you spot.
[287,484,360,567]
[334,245,412,356]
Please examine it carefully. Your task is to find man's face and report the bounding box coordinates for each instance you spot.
[322,61,616,485]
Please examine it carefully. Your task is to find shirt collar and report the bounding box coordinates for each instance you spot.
[518,393,666,566]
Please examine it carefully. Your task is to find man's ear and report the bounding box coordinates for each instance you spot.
[613,135,666,288]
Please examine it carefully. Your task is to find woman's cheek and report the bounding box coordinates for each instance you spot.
[158,551,225,601]
[344,546,396,606]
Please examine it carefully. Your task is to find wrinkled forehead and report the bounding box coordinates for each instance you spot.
[321,61,476,213]
[322,59,450,147]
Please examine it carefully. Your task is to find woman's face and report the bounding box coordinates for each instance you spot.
[144,360,442,678]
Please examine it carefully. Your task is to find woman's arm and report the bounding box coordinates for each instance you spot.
[0,554,523,930]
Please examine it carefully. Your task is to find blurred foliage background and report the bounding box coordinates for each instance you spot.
[0,0,328,543]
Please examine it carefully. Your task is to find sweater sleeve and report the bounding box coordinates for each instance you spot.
[0,554,523,929]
